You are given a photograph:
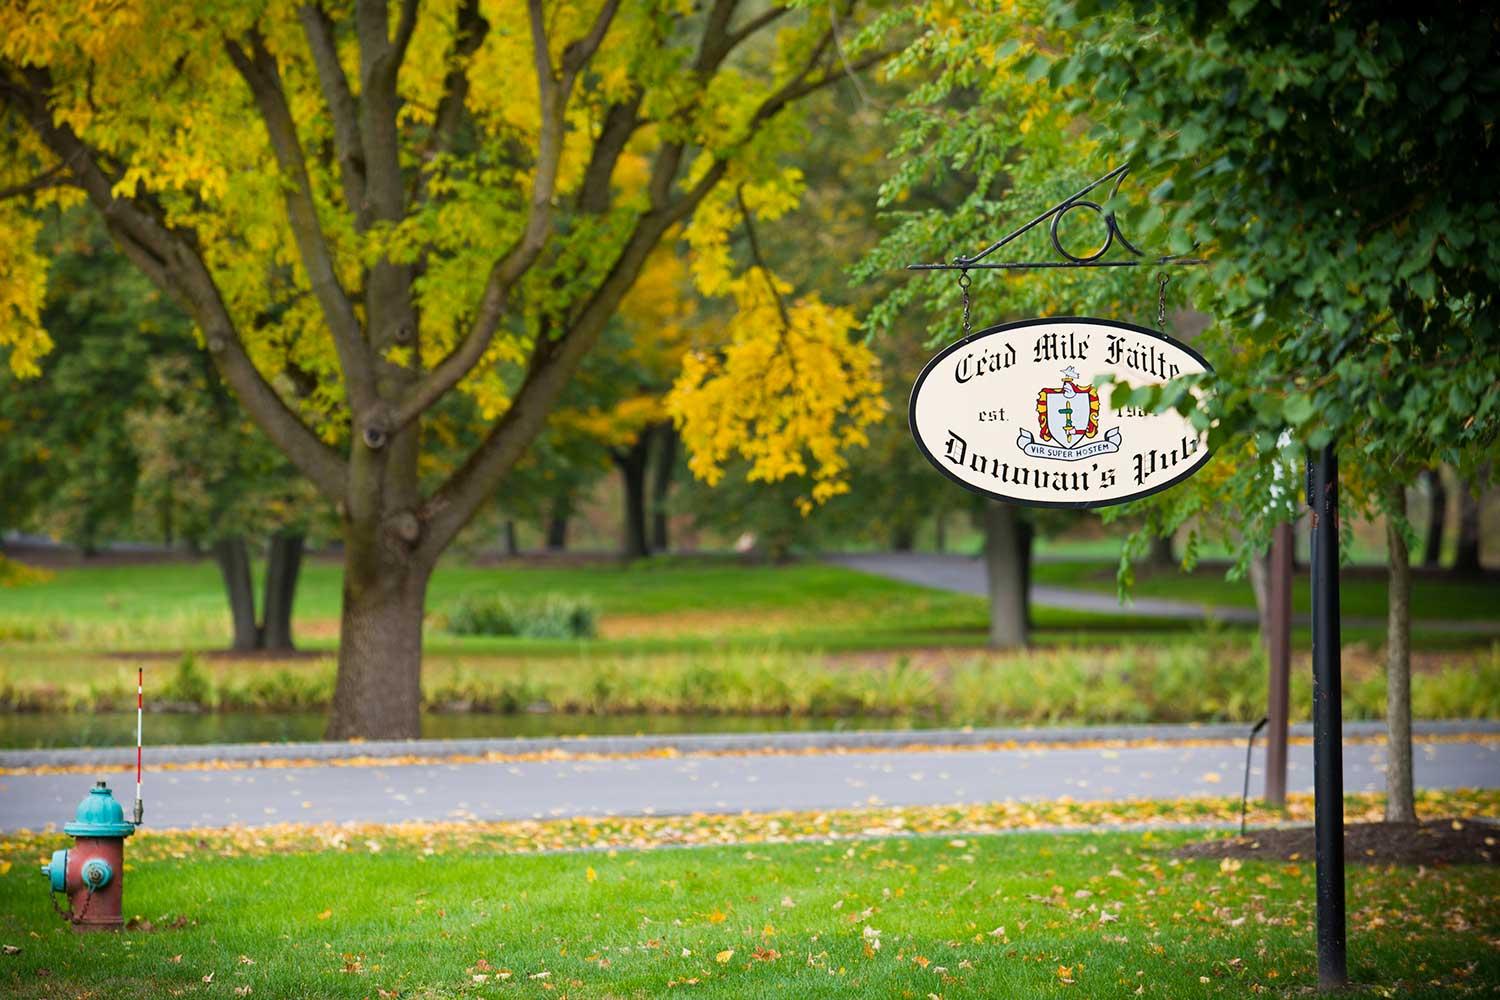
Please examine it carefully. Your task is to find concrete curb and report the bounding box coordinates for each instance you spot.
[4,719,1497,770]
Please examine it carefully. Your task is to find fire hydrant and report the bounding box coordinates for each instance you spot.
[41,781,138,931]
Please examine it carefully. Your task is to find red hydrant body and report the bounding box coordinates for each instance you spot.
[42,782,136,931]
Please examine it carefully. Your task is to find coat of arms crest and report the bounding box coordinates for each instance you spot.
[1016,367,1123,462]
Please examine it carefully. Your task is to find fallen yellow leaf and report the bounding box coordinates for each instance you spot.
[586,866,597,883]
[715,949,734,964]
[316,909,332,921]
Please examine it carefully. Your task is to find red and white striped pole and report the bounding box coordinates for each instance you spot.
[133,666,144,825]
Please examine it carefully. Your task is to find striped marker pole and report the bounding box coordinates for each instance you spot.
[134,666,144,825]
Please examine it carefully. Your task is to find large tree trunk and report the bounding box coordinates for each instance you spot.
[982,501,1028,649]
[650,423,677,554]
[502,519,520,557]
[1421,467,1447,568]
[1145,532,1175,569]
[260,531,303,651]
[326,542,430,741]
[615,435,650,560]
[1452,474,1484,574]
[891,522,917,552]
[1385,487,1416,823]
[213,536,260,651]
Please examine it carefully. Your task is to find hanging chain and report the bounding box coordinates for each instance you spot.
[49,885,93,924]
[1155,271,1170,332]
[958,269,973,338]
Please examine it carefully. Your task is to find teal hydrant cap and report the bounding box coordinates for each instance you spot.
[63,781,136,837]
[41,848,68,892]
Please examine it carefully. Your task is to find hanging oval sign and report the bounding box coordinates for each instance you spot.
[909,317,1213,509]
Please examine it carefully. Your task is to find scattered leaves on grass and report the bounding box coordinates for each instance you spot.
[6,789,1488,871]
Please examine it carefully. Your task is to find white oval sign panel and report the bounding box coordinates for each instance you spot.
[910,317,1213,509]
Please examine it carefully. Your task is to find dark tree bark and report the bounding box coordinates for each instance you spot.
[615,434,651,560]
[982,501,1028,649]
[891,522,917,552]
[1421,467,1447,568]
[1453,474,1484,574]
[325,519,432,740]
[934,512,947,553]
[1019,516,1035,628]
[260,531,304,651]
[214,536,261,651]
[1145,532,1175,569]
[649,422,677,553]
[502,519,519,557]
[1385,487,1416,822]
[545,501,569,552]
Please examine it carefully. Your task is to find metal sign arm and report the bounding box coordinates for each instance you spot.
[905,165,1205,272]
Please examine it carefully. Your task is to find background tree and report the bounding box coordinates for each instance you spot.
[1050,0,1500,821]
[1,0,894,739]
[0,213,321,651]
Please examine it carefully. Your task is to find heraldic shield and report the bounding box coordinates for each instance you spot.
[1015,366,1123,462]
[1036,367,1099,447]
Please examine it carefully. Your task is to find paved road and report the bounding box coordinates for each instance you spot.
[3,738,1495,831]
[826,552,1500,633]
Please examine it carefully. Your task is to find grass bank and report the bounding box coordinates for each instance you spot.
[4,641,1496,726]
[2,796,1496,998]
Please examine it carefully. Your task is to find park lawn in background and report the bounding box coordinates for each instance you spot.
[1031,559,1500,624]
[0,557,998,651]
[1,825,1496,999]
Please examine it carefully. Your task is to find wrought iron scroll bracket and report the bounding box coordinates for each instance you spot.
[906,165,1207,272]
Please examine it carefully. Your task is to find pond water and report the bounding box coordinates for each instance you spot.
[0,710,939,749]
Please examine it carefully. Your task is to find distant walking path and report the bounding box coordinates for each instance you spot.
[825,552,1500,634]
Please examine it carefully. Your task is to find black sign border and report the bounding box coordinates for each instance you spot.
[908,316,1215,511]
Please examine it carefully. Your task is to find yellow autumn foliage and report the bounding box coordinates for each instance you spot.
[668,269,886,512]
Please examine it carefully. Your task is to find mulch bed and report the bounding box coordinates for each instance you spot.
[1176,818,1500,867]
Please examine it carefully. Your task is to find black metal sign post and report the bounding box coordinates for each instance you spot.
[1308,444,1348,989]
[906,165,1351,993]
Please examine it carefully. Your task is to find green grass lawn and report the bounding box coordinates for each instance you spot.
[1,825,1494,999]
[0,557,1003,651]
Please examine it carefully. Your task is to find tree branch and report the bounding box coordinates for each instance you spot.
[421,0,488,173]
[0,66,347,501]
[737,184,793,330]
[225,33,377,416]
[391,0,420,69]
[415,15,888,554]
[0,157,78,201]
[298,4,367,222]
[392,0,619,432]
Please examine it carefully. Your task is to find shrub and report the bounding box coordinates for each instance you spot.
[161,653,213,707]
[444,593,597,639]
